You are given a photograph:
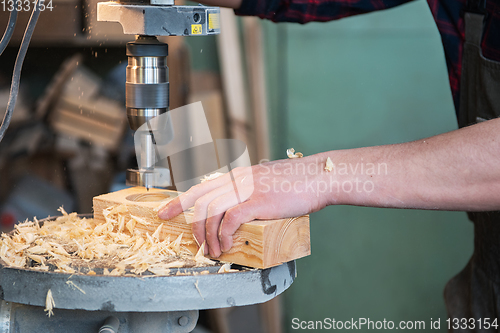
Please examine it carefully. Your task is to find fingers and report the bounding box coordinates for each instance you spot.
[157,166,256,257]
[195,198,262,257]
[191,219,207,254]
[158,168,248,220]
[202,191,242,257]
[157,196,184,220]
[219,201,259,253]
[189,182,238,255]
[191,182,236,225]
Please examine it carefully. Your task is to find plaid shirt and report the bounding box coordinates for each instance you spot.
[235,0,500,115]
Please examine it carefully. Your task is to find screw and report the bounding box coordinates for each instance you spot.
[178,316,189,326]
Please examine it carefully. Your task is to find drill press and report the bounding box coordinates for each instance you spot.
[97,0,220,189]
[0,4,302,332]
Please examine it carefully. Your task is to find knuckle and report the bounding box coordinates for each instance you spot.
[193,197,208,212]
[188,183,205,197]
[224,209,238,223]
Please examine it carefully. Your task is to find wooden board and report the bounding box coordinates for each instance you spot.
[93,187,311,269]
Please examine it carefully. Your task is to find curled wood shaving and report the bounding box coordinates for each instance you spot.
[195,243,216,266]
[287,148,303,159]
[194,280,204,300]
[0,206,217,277]
[152,224,163,240]
[164,260,186,268]
[200,172,225,183]
[66,280,86,294]
[27,245,47,255]
[44,289,55,317]
[217,263,238,274]
[130,215,150,226]
[171,233,183,254]
[27,254,45,264]
[57,207,68,216]
[126,219,136,234]
[148,265,171,276]
[325,157,334,172]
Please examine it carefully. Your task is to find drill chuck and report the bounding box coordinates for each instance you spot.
[126,36,169,188]
[126,36,169,130]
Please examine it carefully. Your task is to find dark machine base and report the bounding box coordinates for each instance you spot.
[0,301,198,333]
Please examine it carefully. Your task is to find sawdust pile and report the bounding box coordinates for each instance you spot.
[0,206,224,276]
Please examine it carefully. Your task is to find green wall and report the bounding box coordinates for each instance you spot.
[262,1,474,331]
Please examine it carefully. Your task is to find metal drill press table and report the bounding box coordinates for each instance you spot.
[0,216,296,332]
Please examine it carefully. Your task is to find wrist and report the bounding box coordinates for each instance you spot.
[294,153,350,208]
[312,151,386,207]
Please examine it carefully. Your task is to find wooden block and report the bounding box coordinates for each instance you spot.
[93,187,311,269]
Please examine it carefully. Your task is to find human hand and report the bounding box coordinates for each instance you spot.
[158,156,330,257]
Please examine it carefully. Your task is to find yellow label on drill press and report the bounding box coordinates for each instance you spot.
[191,24,202,35]
[209,13,220,30]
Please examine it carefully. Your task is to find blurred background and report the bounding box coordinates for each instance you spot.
[0,0,472,331]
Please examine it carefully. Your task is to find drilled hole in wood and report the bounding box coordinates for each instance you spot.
[126,192,172,202]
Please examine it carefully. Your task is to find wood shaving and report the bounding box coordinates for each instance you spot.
[195,243,216,266]
[152,224,163,240]
[325,157,334,172]
[287,148,303,159]
[0,206,218,277]
[130,215,150,226]
[200,172,225,183]
[66,280,86,294]
[194,279,204,300]
[126,219,136,234]
[148,265,171,276]
[44,289,55,317]
[217,263,238,273]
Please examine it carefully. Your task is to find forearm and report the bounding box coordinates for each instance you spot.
[320,118,500,211]
[158,119,500,257]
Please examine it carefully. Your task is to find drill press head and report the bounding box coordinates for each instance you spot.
[97,0,220,188]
